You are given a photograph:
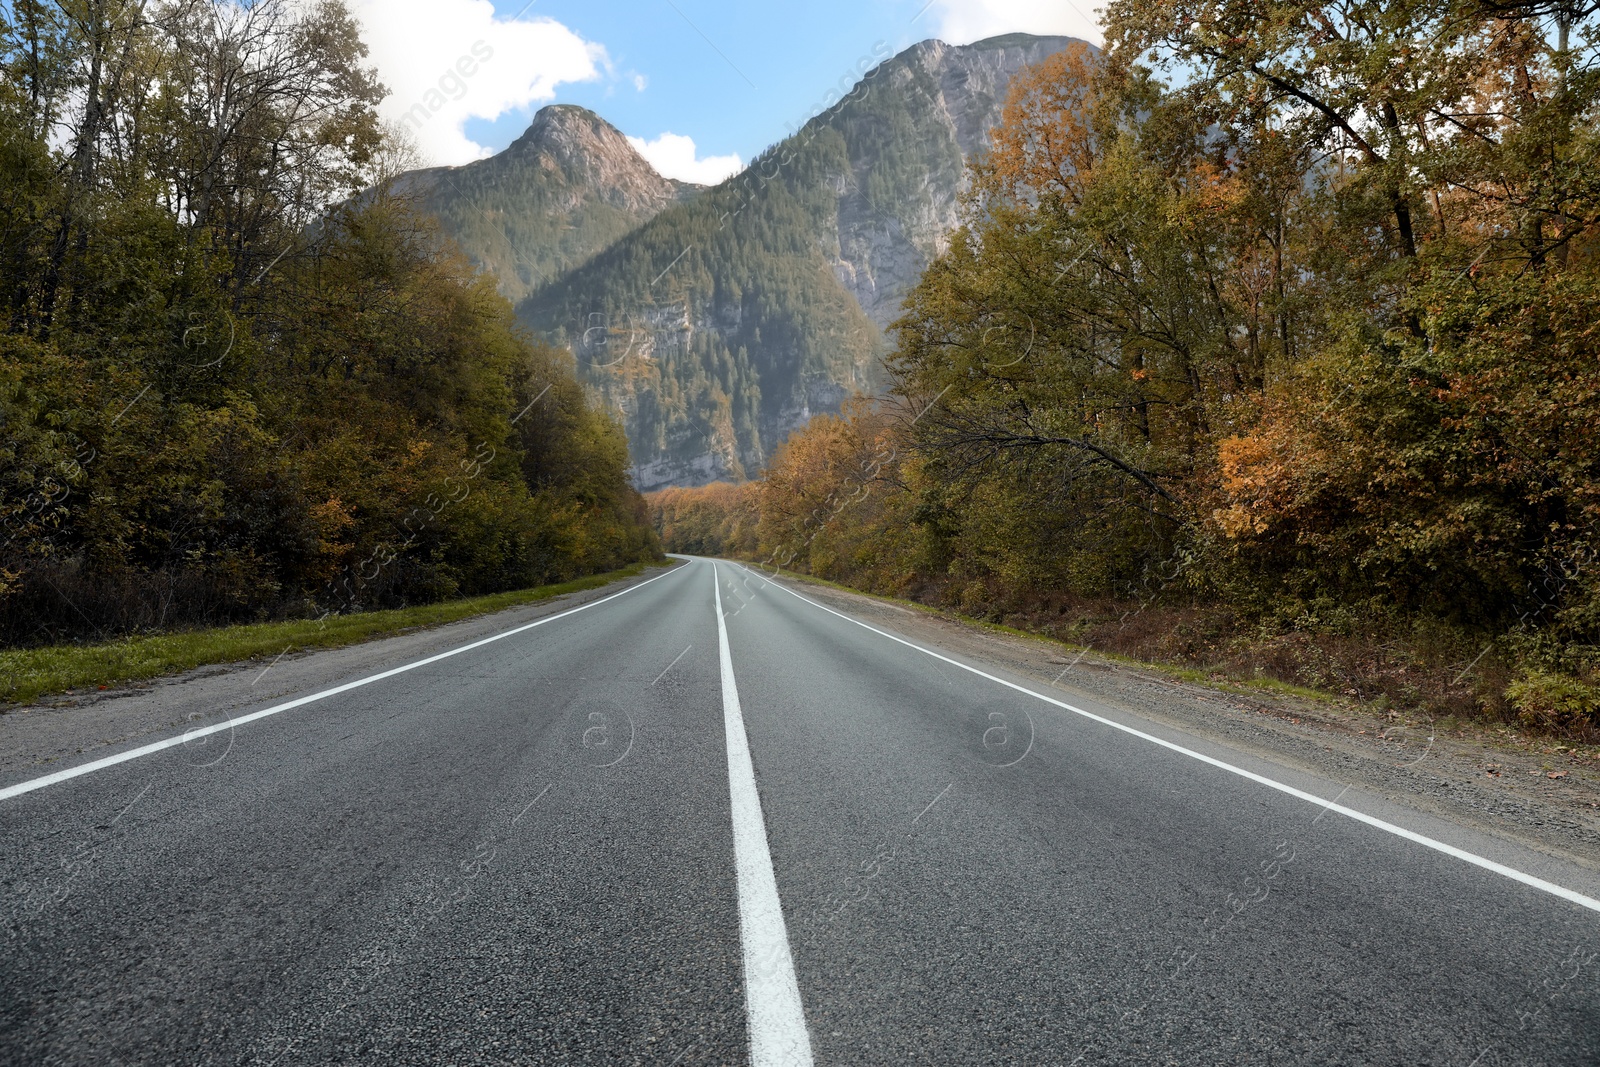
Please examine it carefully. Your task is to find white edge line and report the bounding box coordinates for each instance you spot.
[0,565,687,803]
[732,562,1600,916]
[714,563,815,1067]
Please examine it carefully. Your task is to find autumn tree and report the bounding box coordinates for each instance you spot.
[0,2,658,647]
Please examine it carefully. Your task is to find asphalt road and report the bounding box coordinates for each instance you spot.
[2,556,1597,1066]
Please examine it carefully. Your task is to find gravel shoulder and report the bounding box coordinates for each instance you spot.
[765,568,1600,875]
[0,562,685,787]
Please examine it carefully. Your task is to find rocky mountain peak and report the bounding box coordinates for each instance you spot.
[819,33,1088,329]
[387,105,702,306]
[505,104,699,213]
[905,34,1087,159]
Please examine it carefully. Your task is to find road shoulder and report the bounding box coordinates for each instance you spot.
[0,561,686,786]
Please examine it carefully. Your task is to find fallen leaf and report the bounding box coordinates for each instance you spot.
[1547,771,1568,780]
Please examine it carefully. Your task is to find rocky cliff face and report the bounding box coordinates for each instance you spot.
[830,33,1080,329]
[395,105,699,305]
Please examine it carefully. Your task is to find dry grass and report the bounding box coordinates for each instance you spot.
[881,575,1577,738]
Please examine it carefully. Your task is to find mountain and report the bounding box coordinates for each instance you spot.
[515,34,1081,489]
[392,35,1082,488]
[395,105,701,305]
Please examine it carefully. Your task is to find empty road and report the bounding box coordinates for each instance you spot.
[2,556,1597,1065]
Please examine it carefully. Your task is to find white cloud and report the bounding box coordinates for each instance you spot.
[927,0,1103,46]
[633,73,648,92]
[349,0,608,166]
[626,132,743,185]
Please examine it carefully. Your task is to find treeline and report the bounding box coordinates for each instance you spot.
[0,0,657,648]
[651,3,1600,737]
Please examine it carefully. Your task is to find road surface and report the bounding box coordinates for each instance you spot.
[2,556,1597,1065]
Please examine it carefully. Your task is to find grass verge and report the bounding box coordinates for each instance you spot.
[0,561,670,707]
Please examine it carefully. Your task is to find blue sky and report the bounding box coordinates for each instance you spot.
[350,0,1100,181]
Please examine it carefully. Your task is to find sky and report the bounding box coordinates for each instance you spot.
[349,0,1102,182]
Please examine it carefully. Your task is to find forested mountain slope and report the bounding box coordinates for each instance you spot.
[395,105,701,306]
[515,34,1081,489]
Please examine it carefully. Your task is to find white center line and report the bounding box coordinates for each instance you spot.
[736,563,1600,916]
[713,562,814,1067]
